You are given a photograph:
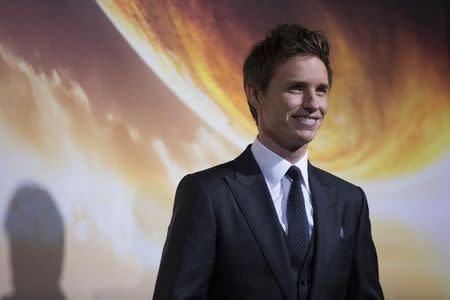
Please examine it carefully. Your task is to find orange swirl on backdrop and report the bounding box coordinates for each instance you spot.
[311,16,450,179]
[98,0,450,180]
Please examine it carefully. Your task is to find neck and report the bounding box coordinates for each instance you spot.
[258,134,308,164]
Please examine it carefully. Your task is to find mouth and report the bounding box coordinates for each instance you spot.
[291,115,320,127]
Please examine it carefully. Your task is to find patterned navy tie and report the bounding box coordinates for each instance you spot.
[286,165,310,269]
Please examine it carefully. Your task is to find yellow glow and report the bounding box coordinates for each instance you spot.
[97,0,252,149]
[313,19,450,179]
[98,0,450,180]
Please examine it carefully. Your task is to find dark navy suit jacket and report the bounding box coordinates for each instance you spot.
[153,146,384,299]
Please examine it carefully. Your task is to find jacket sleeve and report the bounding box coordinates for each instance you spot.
[153,174,216,300]
[346,187,384,300]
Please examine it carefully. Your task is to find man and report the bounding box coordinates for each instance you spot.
[153,24,384,300]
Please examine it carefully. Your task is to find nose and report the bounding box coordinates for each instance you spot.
[301,90,319,112]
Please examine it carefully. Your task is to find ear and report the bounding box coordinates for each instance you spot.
[245,82,263,111]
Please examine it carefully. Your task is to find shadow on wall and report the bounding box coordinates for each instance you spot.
[2,183,66,300]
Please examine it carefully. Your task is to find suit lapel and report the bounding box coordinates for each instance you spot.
[308,163,339,299]
[225,147,296,300]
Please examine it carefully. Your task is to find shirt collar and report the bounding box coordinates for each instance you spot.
[251,138,310,192]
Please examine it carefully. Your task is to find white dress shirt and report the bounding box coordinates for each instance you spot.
[251,138,314,236]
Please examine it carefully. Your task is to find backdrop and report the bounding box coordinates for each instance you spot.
[0,1,449,299]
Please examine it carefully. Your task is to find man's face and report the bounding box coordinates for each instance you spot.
[254,55,329,152]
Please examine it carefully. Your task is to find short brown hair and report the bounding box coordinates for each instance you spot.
[243,24,333,123]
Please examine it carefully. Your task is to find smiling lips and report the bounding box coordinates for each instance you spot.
[292,115,320,127]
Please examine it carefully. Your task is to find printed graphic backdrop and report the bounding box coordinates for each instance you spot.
[0,1,449,299]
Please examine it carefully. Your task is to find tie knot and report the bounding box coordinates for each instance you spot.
[286,165,302,181]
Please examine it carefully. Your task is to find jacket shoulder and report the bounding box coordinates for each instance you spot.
[310,165,368,215]
[181,159,235,187]
[310,164,360,191]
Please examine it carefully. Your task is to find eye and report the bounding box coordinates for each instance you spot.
[289,84,304,92]
[316,86,328,96]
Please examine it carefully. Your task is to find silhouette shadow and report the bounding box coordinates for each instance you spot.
[3,184,65,300]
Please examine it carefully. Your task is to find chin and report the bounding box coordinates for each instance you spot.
[293,130,317,144]
[282,136,312,152]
